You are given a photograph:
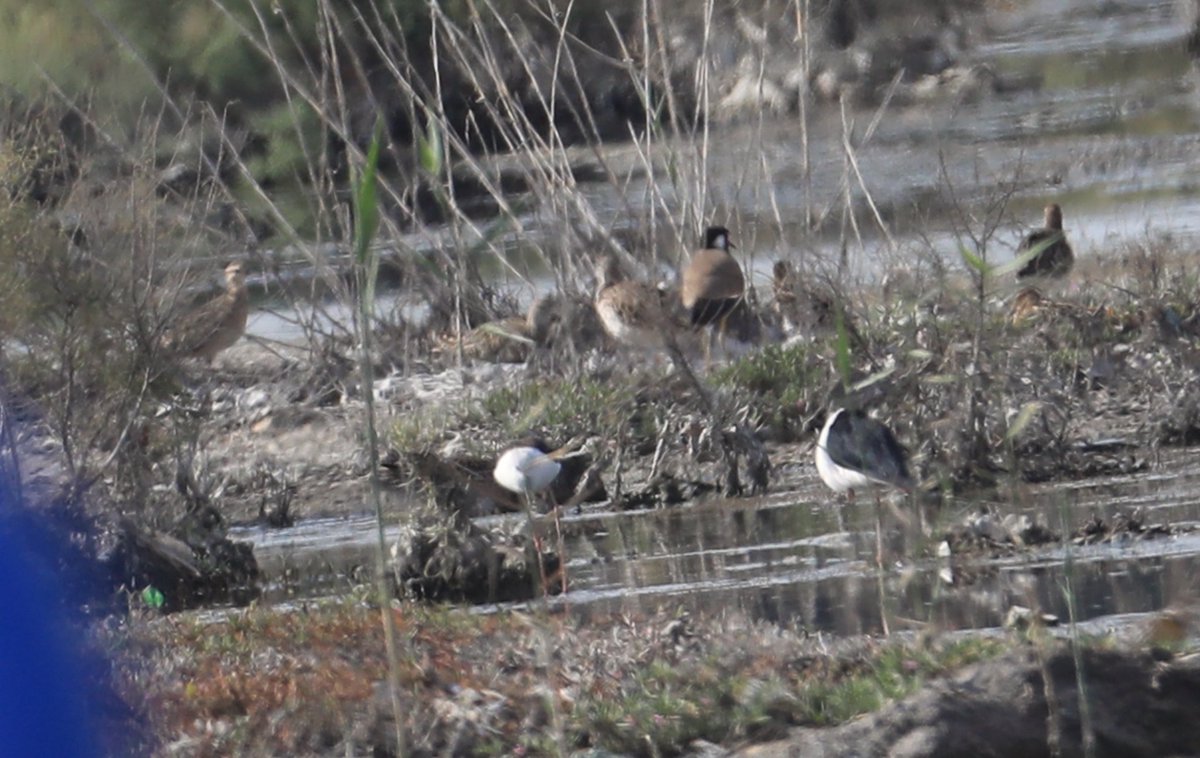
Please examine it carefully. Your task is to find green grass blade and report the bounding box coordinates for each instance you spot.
[958,244,989,276]
[993,234,1061,278]
[417,112,443,177]
[477,321,535,345]
[834,307,851,386]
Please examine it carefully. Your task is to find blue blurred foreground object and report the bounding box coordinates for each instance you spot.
[0,515,105,757]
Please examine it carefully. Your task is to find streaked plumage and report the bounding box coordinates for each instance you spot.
[163,261,249,363]
[681,226,744,328]
[435,294,606,363]
[773,260,843,331]
[1009,286,1047,326]
[594,255,678,350]
[1017,203,1073,279]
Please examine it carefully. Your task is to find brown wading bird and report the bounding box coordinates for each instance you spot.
[1017,203,1074,279]
[594,254,680,352]
[681,225,745,361]
[1009,286,1047,326]
[433,294,568,364]
[162,261,249,363]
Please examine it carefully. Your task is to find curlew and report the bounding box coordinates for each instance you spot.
[163,261,249,364]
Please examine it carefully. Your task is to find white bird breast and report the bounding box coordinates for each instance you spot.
[494,447,562,495]
[814,409,871,493]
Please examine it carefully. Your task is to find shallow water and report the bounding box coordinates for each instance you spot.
[231,448,1200,636]
[229,0,1200,636]
[246,0,1200,344]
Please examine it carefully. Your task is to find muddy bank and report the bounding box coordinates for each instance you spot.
[739,644,1200,757]
[112,602,1200,756]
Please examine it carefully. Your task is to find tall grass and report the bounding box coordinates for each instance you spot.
[349,122,408,757]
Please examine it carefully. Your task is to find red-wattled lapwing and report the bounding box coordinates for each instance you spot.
[681,225,745,363]
[1017,203,1073,280]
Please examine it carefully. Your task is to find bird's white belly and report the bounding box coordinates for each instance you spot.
[494,447,561,495]
[815,413,871,492]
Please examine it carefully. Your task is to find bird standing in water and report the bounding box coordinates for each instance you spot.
[815,399,914,569]
[1016,203,1073,280]
[493,437,567,595]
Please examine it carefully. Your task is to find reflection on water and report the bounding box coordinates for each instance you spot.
[229,0,1200,635]
[233,450,1200,637]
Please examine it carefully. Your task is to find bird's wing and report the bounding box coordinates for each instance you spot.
[682,250,745,306]
[826,411,914,489]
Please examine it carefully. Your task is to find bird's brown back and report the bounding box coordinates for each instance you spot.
[163,270,249,361]
[681,248,745,308]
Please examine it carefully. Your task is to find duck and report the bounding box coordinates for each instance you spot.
[1016,203,1073,280]
[162,261,249,363]
[815,392,914,568]
[681,226,745,359]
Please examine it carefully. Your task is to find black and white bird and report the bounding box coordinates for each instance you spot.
[493,439,562,498]
[815,400,914,567]
[493,437,568,594]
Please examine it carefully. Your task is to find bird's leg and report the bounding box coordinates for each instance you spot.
[717,311,731,361]
[871,493,892,634]
[522,491,550,604]
[873,492,885,571]
[548,493,568,597]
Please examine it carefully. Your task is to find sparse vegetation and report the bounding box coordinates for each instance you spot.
[2,0,1200,756]
[110,602,1011,756]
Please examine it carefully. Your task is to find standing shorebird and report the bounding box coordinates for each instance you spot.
[163,261,250,364]
[493,439,563,499]
[494,437,568,595]
[815,399,914,568]
[681,226,745,360]
[1016,203,1073,280]
[594,254,678,353]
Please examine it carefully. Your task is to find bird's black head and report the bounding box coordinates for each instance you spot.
[703,226,733,251]
[515,434,553,454]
